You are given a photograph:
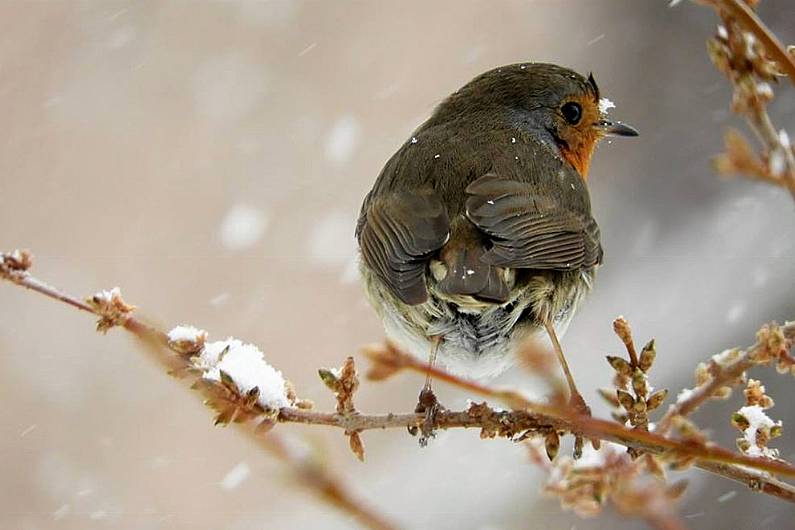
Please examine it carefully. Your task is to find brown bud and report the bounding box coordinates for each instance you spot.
[318,368,340,391]
[694,362,710,386]
[666,480,689,500]
[646,389,669,411]
[638,339,656,372]
[0,249,33,271]
[776,360,791,375]
[295,399,314,410]
[244,386,260,407]
[597,387,620,407]
[256,417,276,434]
[669,454,697,471]
[611,411,628,424]
[607,356,632,376]
[713,386,733,400]
[632,370,648,397]
[362,343,405,381]
[214,407,236,426]
[617,390,635,411]
[731,412,750,431]
[613,316,633,346]
[771,424,783,439]
[219,369,238,392]
[349,432,365,462]
[573,435,584,460]
[545,431,560,461]
[643,454,666,479]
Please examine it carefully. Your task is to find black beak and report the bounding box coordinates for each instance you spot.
[597,119,639,137]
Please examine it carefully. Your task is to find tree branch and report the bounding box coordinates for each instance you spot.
[693,0,795,199]
[712,0,795,85]
[657,323,795,434]
[0,251,398,530]
[3,249,795,508]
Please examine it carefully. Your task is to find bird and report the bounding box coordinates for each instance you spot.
[355,62,637,431]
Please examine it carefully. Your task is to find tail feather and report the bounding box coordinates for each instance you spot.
[436,243,510,303]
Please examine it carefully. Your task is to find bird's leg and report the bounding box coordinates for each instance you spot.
[412,335,444,446]
[542,318,590,416]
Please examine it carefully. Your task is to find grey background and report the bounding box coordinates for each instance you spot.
[1,1,793,529]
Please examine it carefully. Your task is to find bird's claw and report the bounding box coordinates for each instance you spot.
[412,387,443,446]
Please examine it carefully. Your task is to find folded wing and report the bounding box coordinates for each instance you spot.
[465,173,602,270]
[357,190,450,305]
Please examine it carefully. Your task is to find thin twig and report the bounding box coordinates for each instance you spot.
[712,0,795,85]
[0,255,398,530]
[3,253,795,506]
[694,0,795,199]
[657,322,794,435]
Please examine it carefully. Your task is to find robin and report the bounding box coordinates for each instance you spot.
[355,63,638,436]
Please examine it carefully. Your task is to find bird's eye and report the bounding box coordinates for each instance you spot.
[561,102,582,125]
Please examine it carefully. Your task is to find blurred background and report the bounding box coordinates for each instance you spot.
[1,1,794,529]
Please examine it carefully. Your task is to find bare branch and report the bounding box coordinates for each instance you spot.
[3,250,795,508]
[0,251,398,530]
[711,0,795,85]
[657,321,795,433]
[694,0,795,199]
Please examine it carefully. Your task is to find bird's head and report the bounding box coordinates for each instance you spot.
[434,63,639,178]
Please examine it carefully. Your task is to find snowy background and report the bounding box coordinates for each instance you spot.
[1,1,794,529]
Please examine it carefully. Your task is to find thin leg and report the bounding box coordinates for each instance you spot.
[542,317,590,415]
[413,336,443,446]
[423,335,442,391]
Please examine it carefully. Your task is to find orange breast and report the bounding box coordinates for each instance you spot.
[560,132,599,180]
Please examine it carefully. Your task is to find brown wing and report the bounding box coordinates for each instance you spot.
[464,173,602,270]
[435,223,511,303]
[357,190,450,305]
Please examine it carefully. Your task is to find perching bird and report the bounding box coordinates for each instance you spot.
[356,63,637,417]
